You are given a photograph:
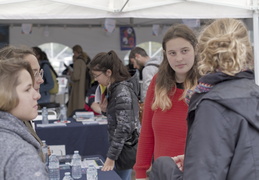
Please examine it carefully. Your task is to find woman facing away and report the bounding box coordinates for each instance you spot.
[134,24,199,180]
[89,50,140,180]
[150,18,259,180]
[0,59,48,180]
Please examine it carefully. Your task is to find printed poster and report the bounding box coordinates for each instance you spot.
[120,26,136,50]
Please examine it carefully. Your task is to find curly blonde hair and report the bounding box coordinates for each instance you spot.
[198,18,253,76]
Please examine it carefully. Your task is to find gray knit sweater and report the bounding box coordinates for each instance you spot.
[0,111,48,180]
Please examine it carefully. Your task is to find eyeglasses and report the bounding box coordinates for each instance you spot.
[92,72,103,79]
[34,69,44,79]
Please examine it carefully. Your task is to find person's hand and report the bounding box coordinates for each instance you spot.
[172,154,184,171]
[101,157,115,171]
[47,146,51,156]
[91,102,102,114]
[100,97,107,113]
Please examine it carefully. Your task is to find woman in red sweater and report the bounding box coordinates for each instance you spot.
[134,24,199,179]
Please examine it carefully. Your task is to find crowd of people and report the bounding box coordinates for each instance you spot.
[0,18,259,180]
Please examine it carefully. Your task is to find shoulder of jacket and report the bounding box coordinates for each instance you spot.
[145,63,159,68]
[111,82,132,94]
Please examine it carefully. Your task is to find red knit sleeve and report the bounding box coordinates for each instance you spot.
[134,75,157,178]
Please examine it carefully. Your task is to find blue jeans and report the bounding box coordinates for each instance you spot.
[114,168,132,180]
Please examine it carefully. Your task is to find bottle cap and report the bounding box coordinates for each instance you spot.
[64,172,70,175]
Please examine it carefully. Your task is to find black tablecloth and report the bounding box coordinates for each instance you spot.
[35,118,109,158]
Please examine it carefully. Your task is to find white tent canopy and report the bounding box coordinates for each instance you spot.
[0,0,257,30]
[0,0,256,22]
[0,0,258,83]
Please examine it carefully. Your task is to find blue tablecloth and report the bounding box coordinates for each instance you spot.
[61,168,121,180]
[35,118,109,158]
[59,155,121,180]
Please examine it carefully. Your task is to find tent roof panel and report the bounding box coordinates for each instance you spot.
[0,0,255,26]
[0,0,255,20]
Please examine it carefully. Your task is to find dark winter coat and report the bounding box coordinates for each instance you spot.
[39,60,54,103]
[106,71,140,160]
[150,71,259,180]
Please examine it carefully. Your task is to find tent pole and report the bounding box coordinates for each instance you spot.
[253,10,259,85]
[119,0,129,12]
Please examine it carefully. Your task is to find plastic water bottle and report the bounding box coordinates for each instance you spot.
[60,104,67,122]
[48,154,60,180]
[42,107,49,124]
[41,140,49,166]
[71,150,82,179]
[87,163,98,180]
[62,172,73,180]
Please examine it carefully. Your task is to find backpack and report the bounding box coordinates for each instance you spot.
[41,62,59,94]
[139,63,160,123]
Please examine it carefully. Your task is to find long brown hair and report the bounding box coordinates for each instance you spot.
[152,24,199,111]
[89,50,130,83]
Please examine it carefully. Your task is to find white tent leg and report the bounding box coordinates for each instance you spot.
[253,11,259,85]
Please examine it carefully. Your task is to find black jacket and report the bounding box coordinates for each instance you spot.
[106,71,140,160]
[150,71,259,180]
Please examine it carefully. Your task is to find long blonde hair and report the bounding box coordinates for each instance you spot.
[198,18,253,76]
[152,24,199,111]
